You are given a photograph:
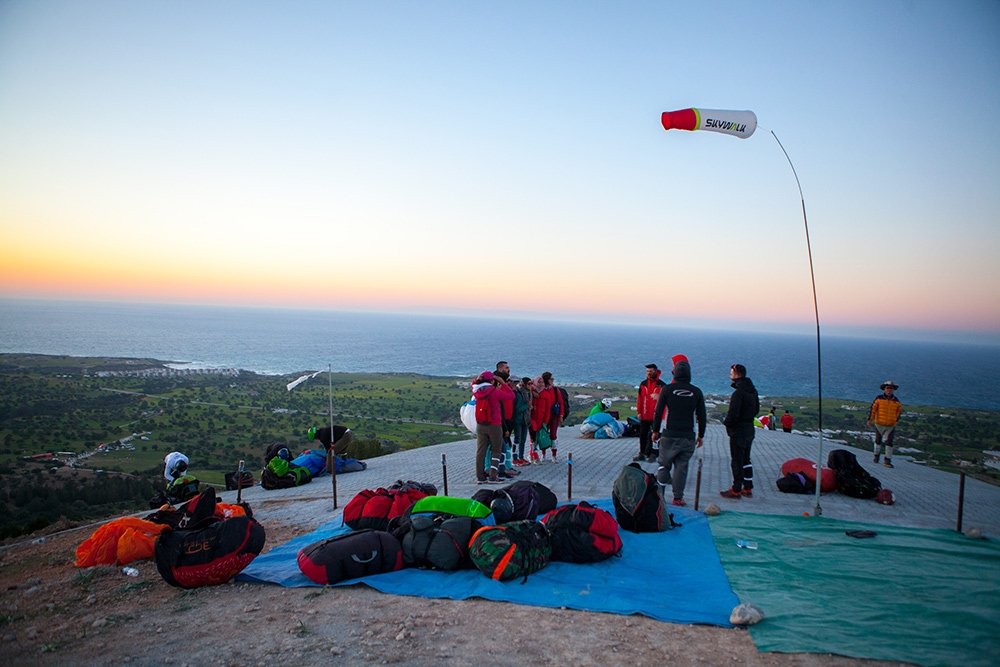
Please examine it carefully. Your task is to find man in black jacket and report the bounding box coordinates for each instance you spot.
[721,364,760,499]
[650,357,706,507]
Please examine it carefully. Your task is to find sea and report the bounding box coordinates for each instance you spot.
[1,299,999,411]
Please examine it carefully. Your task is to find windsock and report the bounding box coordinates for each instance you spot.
[661,108,757,139]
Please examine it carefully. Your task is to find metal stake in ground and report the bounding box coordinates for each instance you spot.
[442,453,448,496]
[236,459,245,505]
[694,457,702,511]
[957,472,966,532]
[567,452,572,500]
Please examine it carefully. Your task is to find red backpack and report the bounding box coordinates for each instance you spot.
[475,389,494,424]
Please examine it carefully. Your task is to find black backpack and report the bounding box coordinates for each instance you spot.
[472,484,541,522]
[827,449,882,499]
[507,480,557,514]
[612,463,670,532]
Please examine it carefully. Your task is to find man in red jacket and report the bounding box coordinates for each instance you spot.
[635,363,666,463]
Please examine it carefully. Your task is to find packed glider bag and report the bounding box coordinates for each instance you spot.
[469,520,552,583]
[343,487,432,532]
[541,501,623,563]
[297,529,403,585]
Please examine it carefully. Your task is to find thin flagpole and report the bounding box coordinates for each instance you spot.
[329,364,337,509]
[771,131,824,516]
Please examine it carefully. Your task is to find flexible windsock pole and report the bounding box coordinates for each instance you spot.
[329,364,337,509]
[772,131,824,517]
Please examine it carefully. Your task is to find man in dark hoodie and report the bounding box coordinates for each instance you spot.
[650,355,706,507]
[721,363,760,499]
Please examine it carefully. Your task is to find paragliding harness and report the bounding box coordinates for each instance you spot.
[153,488,266,589]
[827,449,882,499]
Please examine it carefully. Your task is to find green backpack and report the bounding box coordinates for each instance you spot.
[469,520,551,583]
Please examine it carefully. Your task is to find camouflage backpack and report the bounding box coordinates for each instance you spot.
[469,520,551,583]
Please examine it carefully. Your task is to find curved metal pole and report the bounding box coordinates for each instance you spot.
[771,131,824,516]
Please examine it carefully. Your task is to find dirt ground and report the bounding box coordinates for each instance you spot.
[0,517,913,667]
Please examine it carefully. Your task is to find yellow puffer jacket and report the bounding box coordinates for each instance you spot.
[868,395,902,426]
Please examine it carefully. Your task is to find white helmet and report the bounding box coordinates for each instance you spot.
[164,452,189,482]
[602,398,613,408]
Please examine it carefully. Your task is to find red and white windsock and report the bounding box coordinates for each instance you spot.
[661,108,757,139]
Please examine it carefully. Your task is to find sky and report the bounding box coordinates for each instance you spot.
[1,1,998,344]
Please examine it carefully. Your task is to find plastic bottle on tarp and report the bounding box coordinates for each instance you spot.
[735,540,758,550]
[122,567,139,577]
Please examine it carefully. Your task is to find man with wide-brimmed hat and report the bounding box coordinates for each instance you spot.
[868,381,902,468]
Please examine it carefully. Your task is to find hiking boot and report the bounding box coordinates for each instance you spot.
[883,460,894,468]
[719,488,742,499]
[646,454,657,463]
[633,454,646,462]
[741,489,753,498]
[477,479,487,485]
[672,498,686,507]
[873,454,880,463]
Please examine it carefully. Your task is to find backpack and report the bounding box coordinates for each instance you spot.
[225,470,254,491]
[475,391,492,424]
[260,457,312,490]
[612,463,667,532]
[827,449,882,499]
[400,513,482,571]
[473,484,541,522]
[775,471,814,494]
[507,480,557,514]
[153,488,266,589]
[296,530,403,585]
[541,501,623,563]
[469,520,551,583]
[343,487,430,532]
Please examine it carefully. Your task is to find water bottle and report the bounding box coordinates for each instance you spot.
[122,567,139,577]
[735,540,758,550]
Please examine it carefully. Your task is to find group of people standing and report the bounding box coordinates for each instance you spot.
[634,357,760,506]
[472,361,567,484]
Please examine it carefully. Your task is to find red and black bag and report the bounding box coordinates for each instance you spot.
[297,530,403,585]
[343,487,430,532]
[153,489,266,589]
[541,501,623,563]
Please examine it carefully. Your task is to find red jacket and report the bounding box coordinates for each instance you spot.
[636,371,666,421]
[780,413,794,429]
[531,386,556,432]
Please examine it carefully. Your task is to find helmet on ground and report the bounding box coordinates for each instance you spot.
[876,489,896,505]
[490,496,514,524]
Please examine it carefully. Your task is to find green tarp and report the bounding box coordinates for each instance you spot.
[709,511,1000,667]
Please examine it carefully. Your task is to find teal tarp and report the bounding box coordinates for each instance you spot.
[709,511,1000,667]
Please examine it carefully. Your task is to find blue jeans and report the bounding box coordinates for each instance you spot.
[513,420,528,459]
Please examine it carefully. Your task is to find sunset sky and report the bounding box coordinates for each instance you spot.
[1,1,998,343]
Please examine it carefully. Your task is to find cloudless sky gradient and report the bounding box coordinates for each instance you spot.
[1,1,998,343]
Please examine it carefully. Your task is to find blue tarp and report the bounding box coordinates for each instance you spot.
[238,498,739,627]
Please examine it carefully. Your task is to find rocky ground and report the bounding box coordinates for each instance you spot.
[0,513,918,667]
